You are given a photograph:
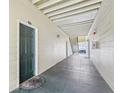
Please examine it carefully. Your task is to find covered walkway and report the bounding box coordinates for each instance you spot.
[11,53,113,93]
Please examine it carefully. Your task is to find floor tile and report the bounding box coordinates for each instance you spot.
[10,53,113,93]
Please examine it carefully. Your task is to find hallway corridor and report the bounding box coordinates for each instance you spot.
[11,53,113,93]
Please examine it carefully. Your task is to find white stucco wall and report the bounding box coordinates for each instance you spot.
[88,0,114,90]
[9,0,72,91]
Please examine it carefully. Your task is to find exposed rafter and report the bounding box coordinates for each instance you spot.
[46,0,102,17]
[31,0,103,37]
[38,0,63,10]
[58,19,94,27]
[32,0,41,4]
[43,0,86,14]
[49,4,100,20]
[52,9,98,23]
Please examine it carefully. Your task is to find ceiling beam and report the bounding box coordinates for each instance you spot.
[52,10,97,23]
[50,9,98,22]
[58,19,94,27]
[46,0,102,17]
[43,0,85,14]
[49,3,100,20]
[32,0,41,4]
[38,0,63,10]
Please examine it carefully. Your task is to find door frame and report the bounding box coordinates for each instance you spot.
[17,20,38,86]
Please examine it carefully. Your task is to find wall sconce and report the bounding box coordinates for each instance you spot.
[93,31,96,35]
[27,21,32,25]
[57,34,60,38]
[93,28,97,35]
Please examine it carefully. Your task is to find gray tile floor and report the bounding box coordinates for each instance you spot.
[11,53,113,93]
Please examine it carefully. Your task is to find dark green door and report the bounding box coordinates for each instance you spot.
[19,23,35,83]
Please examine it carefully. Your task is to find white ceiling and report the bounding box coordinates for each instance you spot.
[31,0,103,37]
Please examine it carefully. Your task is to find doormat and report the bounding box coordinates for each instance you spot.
[20,75,46,90]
